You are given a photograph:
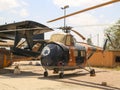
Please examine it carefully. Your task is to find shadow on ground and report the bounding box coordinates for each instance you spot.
[0,69,42,78]
[38,70,120,90]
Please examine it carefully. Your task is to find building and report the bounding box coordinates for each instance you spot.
[89,50,120,67]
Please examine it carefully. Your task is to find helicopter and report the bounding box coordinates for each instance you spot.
[40,0,120,78]
[40,26,104,78]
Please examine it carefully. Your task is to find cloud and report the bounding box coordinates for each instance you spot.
[0,0,20,11]
[10,9,29,17]
[53,0,110,7]
[0,0,29,17]
[67,13,98,26]
[20,1,29,6]
[19,9,29,17]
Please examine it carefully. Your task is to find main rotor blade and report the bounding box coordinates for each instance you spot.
[71,29,86,40]
[48,0,120,23]
[0,27,52,33]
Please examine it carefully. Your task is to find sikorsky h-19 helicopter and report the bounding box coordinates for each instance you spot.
[41,26,103,78]
[40,0,120,78]
[0,0,119,78]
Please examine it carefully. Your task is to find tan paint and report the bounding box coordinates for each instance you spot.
[68,46,76,66]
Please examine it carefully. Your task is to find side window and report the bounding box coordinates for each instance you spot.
[81,51,86,57]
[74,50,78,57]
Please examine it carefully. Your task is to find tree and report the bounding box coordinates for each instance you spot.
[105,19,120,50]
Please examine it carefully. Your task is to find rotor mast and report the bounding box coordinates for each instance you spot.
[61,5,71,33]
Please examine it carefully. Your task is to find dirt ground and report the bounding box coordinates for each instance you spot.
[0,61,120,90]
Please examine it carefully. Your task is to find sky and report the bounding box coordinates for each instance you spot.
[0,0,120,47]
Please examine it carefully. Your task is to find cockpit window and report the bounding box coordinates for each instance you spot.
[50,34,65,43]
[49,34,76,46]
[65,35,75,46]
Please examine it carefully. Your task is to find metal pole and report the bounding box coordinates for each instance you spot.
[64,8,66,28]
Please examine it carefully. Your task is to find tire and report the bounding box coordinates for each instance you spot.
[59,72,64,78]
[90,69,96,76]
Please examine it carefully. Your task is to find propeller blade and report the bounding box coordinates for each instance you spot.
[71,29,86,40]
[47,0,120,23]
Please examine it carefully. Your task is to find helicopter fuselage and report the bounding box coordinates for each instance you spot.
[41,33,88,72]
[41,42,87,71]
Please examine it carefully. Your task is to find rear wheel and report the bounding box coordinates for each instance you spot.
[90,69,95,76]
[59,72,64,78]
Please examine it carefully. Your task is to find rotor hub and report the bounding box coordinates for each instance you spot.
[59,26,72,33]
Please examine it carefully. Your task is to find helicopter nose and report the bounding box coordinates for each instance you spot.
[41,43,64,66]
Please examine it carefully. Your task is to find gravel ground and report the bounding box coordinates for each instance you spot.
[0,61,120,90]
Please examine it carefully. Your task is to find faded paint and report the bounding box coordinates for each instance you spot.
[68,46,76,66]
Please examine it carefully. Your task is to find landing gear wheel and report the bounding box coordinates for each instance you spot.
[90,69,96,76]
[59,72,64,78]
[44,71,48,77]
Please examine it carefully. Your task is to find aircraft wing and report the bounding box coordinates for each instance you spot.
[0,41,14,47]
[0,20,53,40]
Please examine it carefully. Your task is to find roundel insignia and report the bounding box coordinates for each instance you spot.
[42,46,50,56]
